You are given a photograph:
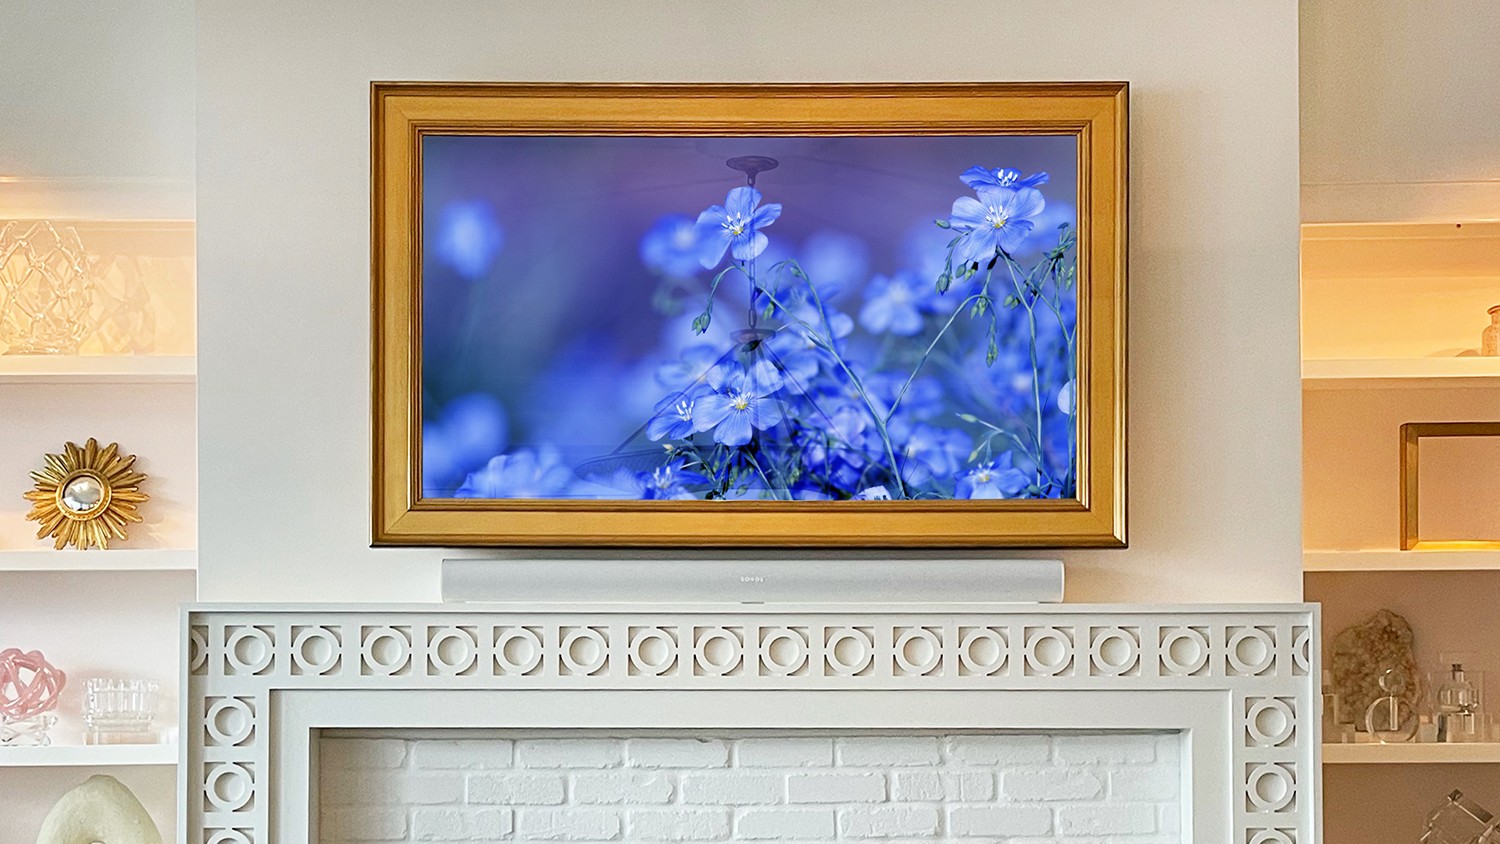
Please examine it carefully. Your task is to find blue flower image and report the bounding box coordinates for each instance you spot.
[859,272,933,337]
[949,186,1046,268]
[692,361,785,447]
[455,448,572,498]
[433,200,505,281]
[694,186,783,268]
[960,166,1050,190]
[955,453,1030,499]
[421,134,1078,501]
[639,214,704,278]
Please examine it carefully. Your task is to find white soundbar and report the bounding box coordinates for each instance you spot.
[441,558,1064,604]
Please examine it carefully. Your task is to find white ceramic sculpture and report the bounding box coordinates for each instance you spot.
[35,774,162,844]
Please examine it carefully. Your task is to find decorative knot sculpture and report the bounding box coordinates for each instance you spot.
[0,647,66,720]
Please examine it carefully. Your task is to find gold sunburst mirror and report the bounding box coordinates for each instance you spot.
[23,438,148,550]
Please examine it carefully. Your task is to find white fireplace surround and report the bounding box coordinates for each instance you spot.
[181,603,1321,844]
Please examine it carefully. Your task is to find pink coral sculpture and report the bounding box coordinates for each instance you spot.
[0,648,66,720]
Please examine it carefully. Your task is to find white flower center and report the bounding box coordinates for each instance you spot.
[674,399,694,421]
[977,470,993,482]
[723,213,749,237]
[731,392,751,412]
[985,206,1010,230]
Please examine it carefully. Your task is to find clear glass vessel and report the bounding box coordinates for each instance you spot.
[0,220,95,354]
[83,678,159,745]
[0,713,56,746]
[1437,664,1483,743]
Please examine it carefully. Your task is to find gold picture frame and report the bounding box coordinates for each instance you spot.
[372,82,1127,547]
[1400,421,1500,551]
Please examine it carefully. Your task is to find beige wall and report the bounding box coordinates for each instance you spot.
[1301,0,1500,222]
[196,1,1303,603]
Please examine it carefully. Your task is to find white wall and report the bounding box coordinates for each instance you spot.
[196,1,1304,604]
[1300,0,1500,222]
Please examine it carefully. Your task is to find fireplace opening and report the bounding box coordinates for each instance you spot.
[317,729,1182,843]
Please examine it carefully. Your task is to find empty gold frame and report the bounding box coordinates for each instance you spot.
[1399,422,1500,551]
[23,438,149,550]
[372,83,1127,547]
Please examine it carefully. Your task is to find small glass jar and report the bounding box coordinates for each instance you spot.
[1483,305,1500,356]
[83,678,159,745]
[0,713,56,746]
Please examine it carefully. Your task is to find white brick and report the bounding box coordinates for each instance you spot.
[947,806,1053,837]
[946,735,1050,765]
[411,739,512,770]
[1157,732,1182,758]
[466,773,565,805]
[628,808,731,841]
[1053,733,1156,764]
[572,772,675,804]
[1160,801,1183,833]
[892,771,994,802]
[627,738,729,768]
[1003,768,1104,801]
[1112,765,1180,800]
[411,807,513,841]
[682,773,782,805]
[838,736,941,766]
[788,772,885,803]
[735,737,833,767]
[321,806,406,840]
[736,808,837,839]
[320,738,407,770]
[839,805,940,838]
[323,772,462,806]
[515,808,622,840]
[516,738,622,768]
[1058,804,1157,835]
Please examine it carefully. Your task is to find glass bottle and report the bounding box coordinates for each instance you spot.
[1484,305,1500,357]
[1437,664,1481,743]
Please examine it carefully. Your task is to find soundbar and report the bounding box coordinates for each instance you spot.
[442,558,1064,604]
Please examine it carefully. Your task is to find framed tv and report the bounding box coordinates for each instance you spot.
[372,82,1127,547]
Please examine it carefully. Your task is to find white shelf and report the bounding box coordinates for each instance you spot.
[0,742,177,768]
[0,355,195,384]
[0,549,196,572]
[1324,742,1500,764]
[1305,549,1500,572]
[1302,357,1500,390]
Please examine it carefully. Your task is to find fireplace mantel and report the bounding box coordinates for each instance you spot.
[182,602,1320,844]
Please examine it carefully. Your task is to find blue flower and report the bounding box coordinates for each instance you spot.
[894,421,973,480]
[694,186,782,268]
[692,360,785,446]
[455,447,572,498]
[955,453,1030,499]
[960,166,1049,190]
[852,485,892,500]
[768,296,854,388]
[949,186,1046,268]
[646,385,710,441]
[612,458,708,500]
[799,230,869,292]
[639,214,704,277]
[433,200,505,280]
[1057,378,1076,415]
[655,344,722,391]
[859,272,930,336]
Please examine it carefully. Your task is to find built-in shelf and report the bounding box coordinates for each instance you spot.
[1302,358,1500,390]
[0,549,196,572]
[0,355,195,384]
[0,742,177,768]
[1324,742,1500,764]
[1305,549,1500,572]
